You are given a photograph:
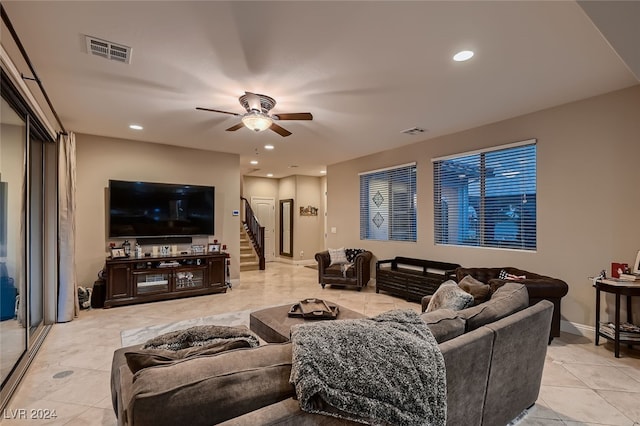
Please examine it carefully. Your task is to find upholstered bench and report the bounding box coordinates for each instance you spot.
[249,302,366,343]
[376,257,460,302]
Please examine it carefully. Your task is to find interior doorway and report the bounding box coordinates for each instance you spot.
[250,197,275,262]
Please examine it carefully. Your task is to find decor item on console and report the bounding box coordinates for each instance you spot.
[315,249,373,290]
[376,257,461,302]
[111,248,126,259]
[453,267,568,341]
[110,283,553,425]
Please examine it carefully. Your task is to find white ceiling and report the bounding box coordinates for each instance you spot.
[2,1,638,178]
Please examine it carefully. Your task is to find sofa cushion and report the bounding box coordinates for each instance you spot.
[426,280,474,313]
[127,343,295,426]
[323,264,356,278]
[125,325,259,373]
[457,282,528,332]
[328,247,348,265]
[458,275,491,306]
[420,308,466,343]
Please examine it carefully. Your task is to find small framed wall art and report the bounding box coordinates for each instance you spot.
[300,205,318,216]
[208,243,221,254]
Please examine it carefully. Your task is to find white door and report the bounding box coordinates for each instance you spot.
[251,197,276,262]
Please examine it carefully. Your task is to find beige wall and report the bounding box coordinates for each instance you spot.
[294,175,323,261]
[75,134,240,287]
[242,175,324,262]
[326,85,640,328]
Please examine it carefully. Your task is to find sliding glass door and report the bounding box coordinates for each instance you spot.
[0,96,27,387]
[0,69,55,410]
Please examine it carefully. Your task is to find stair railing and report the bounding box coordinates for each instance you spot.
[240,197,265,270]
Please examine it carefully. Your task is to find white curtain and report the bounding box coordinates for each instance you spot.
[57,132,78,322]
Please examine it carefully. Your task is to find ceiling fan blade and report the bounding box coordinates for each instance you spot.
[245,92,262,112]
[196,107,241,117]
[272,112,313,121]
[269,122,292,137]
[226,123,245,132]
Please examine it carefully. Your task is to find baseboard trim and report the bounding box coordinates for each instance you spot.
[272,257,315,266]
[560,319,595,339]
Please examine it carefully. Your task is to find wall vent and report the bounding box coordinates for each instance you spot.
[401,127,427,136]
[85,35,132,64]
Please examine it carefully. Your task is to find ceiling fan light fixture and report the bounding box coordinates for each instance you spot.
[453,50,474,62]
[241,112,273,132]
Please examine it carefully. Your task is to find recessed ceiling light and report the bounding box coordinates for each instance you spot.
[250,160,258,165]
[129,124,143,130]
[453,50,474,62]
[264,144,274,150]
[267,173,273,177]
[320,170,326,174]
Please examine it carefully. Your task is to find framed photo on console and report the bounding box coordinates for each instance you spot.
[208,243,221,254]
[111,248,127,258]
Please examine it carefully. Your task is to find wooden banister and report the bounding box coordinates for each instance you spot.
[241,197,265,270]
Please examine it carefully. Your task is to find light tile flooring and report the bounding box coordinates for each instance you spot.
[2,263,639,425]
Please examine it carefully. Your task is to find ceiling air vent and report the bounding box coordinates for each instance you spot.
[401,127,427,136]
[85,36,132,64]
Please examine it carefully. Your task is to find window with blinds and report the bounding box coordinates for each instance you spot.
[433,140,536,250]
[360,163,417,242]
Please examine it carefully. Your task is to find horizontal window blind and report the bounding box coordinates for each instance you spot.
[360,163,416,242]
[434,142,536,250]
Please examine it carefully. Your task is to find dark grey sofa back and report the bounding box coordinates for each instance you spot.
[439,326,494,426]
[482,300,553,426]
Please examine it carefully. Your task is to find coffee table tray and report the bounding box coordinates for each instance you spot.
[288,298,339,319]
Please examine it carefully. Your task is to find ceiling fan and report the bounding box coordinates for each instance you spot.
[196,92,313,137]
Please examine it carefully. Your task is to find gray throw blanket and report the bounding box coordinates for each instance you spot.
[143,325,259,350]
[290,309,446,425]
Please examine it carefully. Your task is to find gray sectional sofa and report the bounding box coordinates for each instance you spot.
[111,283,553,426]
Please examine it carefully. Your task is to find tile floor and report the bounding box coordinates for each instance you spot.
[2,263,639,425]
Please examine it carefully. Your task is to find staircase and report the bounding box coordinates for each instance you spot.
[240,197,265,270]
[239,225,260,272]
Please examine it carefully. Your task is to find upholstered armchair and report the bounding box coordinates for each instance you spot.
[315,250,373,290]
[454,267,568,340]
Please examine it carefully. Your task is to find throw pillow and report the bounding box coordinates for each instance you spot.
[458,275,491,305]
[328,248,348,265]
[499,269,526,280]
[426,280,474,313]
[458,282,529,332]
[125,325,259,373]
[344,248,365,263]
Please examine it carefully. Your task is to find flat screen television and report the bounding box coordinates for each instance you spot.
[108,180,214,237]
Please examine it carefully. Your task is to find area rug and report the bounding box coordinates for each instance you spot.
[121,309,253,347]
[506,407,530,425]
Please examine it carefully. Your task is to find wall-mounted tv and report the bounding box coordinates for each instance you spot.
[108,180,214,237]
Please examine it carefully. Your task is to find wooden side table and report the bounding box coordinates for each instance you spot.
[594,279,640,357]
